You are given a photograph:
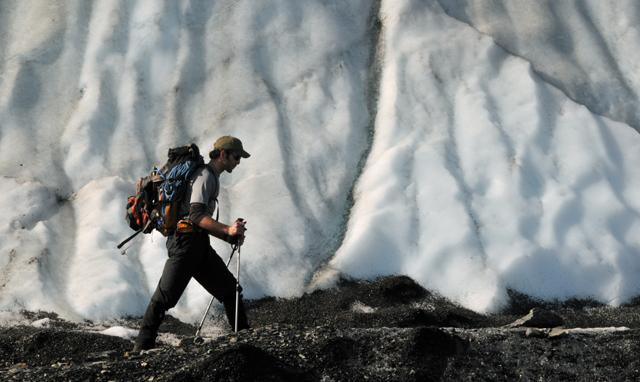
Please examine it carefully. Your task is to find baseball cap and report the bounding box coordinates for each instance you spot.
[213,136,250,158]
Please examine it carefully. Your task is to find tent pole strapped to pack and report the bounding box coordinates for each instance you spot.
[117,217,154,254]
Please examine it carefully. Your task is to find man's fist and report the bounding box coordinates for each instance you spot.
[227,218,247,244]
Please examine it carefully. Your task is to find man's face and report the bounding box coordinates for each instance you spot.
[223,150,242,173]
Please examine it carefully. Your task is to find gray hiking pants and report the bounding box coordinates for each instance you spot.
[136,231,249,347]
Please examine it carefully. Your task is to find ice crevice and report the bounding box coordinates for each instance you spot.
[250,21,326,267]
[308,0,384,288]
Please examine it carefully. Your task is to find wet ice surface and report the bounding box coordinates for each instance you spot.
[2,276,640,381]
[0,0,640,324]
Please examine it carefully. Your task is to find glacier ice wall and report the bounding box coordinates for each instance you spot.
[315,0,640,312]
[437,0,640,132]
[1,0,639,321]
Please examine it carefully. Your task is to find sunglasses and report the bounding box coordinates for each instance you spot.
[230,152,242,161]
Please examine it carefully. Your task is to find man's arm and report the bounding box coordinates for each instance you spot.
[194,215,230,240]
[190,203,246,242]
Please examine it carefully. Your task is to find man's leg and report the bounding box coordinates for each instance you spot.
[193,245,249,331]
[135,236,194,349]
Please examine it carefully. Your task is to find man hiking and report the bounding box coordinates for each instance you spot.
[134,135,251,351]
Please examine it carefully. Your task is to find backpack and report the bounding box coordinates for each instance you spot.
[117,144,204,250]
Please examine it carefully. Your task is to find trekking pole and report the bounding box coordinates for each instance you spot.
[234,243,242,333]
[193,244,238,344]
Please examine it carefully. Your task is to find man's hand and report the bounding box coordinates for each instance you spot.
[227,218,247,245]
[193,215,246,244]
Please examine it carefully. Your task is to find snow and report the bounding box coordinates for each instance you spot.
[31,318,51,328]
[99,326,139,340]
[1,0,639,324]
[351,301,377,314]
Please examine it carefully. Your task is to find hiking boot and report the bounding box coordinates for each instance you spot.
[132,340,155,352]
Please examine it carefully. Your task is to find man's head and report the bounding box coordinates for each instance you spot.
[209,136,250,173]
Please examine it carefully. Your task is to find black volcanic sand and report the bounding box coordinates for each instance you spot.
[2,276,640,381]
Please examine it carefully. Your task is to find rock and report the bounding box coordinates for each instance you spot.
[140,348,162,355]
[507,308,564,328]
[86,350,117,361]
[525,328,550,338]
[8,362,28,373]
[548,327,569,338]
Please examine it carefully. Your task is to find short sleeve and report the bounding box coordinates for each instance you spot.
[190,171,210,205]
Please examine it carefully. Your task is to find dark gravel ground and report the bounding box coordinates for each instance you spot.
[2,276,640,381]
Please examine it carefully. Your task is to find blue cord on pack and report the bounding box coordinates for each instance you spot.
[155,160,200,229]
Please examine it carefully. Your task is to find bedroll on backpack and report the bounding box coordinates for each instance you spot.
[117,144,204,249]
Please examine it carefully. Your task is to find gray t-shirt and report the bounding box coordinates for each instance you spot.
[178,165,219,218]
